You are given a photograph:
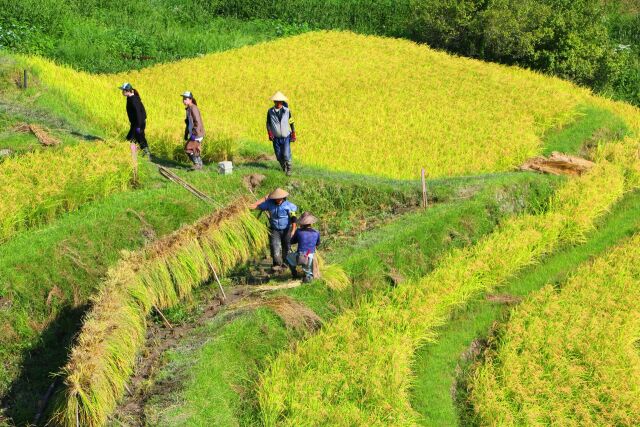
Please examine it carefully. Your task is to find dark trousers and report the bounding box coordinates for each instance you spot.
[127,122,148,150]
[269,227,291,266]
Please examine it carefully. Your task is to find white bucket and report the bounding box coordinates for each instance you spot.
[218,161,233,175]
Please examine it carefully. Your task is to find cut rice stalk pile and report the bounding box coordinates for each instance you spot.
[50,199,268,427]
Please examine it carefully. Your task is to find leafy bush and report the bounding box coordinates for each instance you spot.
[410,0,627,90]
[3,0,638,105]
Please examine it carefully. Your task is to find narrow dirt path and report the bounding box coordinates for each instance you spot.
[112,262,307,426]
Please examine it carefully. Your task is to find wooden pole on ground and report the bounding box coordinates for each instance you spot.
[23,69,28,89]
[421,168,428,208]
[153,305,173,329]
[207,259,227,303]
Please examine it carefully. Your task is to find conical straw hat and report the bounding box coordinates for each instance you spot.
[268,188,289,199]
[298,212,318,225]
[270,91,288,102]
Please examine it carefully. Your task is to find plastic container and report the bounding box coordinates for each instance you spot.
[218,161,233,175]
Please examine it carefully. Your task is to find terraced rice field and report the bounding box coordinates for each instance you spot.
[2,29,640,427]
[23,32,590,179]
[470,233,640,426]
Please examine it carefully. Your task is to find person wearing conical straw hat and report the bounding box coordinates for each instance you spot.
[266,91,297,176]
[287,212,321,283]
[118,82,151,160]
[251,187,298,271]
[182,91,205,170]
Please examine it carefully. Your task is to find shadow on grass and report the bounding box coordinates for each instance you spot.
[2,304,88,426]
[68,131,105,142]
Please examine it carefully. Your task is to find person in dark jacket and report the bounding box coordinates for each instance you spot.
[266,91,296,176]
[251,187,298,271]
[119,82,150,159]
[182,91,205,170]
[287,212,320,282]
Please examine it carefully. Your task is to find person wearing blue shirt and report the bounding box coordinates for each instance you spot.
[287,212,321,283]
[251,187,298,271]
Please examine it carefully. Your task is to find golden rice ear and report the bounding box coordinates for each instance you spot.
[472,233,640,425]
[320,264,351,291]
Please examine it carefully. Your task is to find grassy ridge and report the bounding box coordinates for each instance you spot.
[144,173,558,426]
[23,32,588,178]
[410,188,640,425]
[470,232,640,426]
[257,142,635,425]
[542,104,630,155]
[0,142,133,241]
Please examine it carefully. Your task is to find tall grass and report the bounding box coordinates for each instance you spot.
[50,201,267,427]
[23,32,588,178]
[0,0,304,73]
[211,0,411,37]
[0,142,133,241]
[470,233,640,426]
[257,146,636,424]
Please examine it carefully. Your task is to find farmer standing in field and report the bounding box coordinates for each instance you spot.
[266,91,297,176]
[287,212,321,283]
[182,91,205,170]
[251,188,298,272]
[119,82,151,160]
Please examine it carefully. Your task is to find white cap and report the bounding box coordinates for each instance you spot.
[181,91,193,98]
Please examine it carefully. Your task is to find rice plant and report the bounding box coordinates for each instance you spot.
[319,263,351,292]
[50,201,268,427]
[470,233,640,426]
[256,135,639,425]
[23,32,591,178]
[0,142,133,241]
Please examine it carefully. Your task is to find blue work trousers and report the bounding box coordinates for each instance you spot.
[272,136,292,163]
